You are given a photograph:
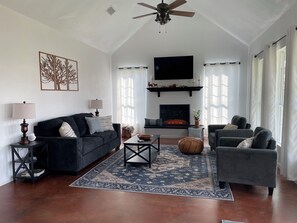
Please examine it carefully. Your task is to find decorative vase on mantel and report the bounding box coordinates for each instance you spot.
[195,118,200,128]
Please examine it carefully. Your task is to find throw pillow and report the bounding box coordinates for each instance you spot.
[85,116,114,134]
[85,117,101,134]
[145,118,162,126]
[252,129,272,149]
[237,137,254,149]
[59,122,77,137]
[97,115,114,132]
[223,123,238,130]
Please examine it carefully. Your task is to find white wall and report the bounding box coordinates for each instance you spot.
[0,5,113,186]
[249,1,297,55]
[112,15,249,126]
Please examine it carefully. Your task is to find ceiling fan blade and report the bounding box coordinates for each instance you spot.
[133,12,158,19]
[167,0,187,10]
[138,3,158,11]
[169,10,195,17]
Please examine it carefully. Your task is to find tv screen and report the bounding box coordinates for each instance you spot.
[154,56,193,80]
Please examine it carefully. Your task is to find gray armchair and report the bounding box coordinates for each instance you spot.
[208,115,252,151]
[216,127,277,195]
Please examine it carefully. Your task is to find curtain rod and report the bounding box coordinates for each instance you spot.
[254,50,264,58]
[118,66,148,70]
[204,61,240,66]
[272,35,286,46]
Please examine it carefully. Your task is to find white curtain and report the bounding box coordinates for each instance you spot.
[250,56,263,129]
[280,27,297,181]
[116,67,148,134]
[204,63,240,127]
[261,45,277,136]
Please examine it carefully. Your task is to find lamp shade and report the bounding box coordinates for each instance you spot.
[90,99,103,109]
[12,102,36,119]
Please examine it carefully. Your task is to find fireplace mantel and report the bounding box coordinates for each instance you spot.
[147,86,203,97]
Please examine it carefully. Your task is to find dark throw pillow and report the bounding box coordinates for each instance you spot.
[145,118,162,126]
[252,129,272,149]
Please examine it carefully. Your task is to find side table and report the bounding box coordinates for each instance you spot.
[188,126,204,140]
[10,141,48,183]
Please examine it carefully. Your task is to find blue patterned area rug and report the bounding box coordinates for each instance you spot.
[221,220,245,223]
[70,145,234,201]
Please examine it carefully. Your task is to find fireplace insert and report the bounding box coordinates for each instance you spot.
[160,104,190,128]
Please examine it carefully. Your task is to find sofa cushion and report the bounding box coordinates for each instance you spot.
[93,131,118,143]
[35,118,64,137]
[231,115,247,129]
[252,129,272,149]
[82,137,104,155]
[72,113,93,136]
[59,122,77,137]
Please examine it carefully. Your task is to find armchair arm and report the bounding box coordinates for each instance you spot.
[216,146,277,187]
[36,136,83,172]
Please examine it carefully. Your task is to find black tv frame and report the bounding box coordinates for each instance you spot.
[154,55,193,80]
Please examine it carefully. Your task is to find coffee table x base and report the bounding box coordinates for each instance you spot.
[124,135,160,168]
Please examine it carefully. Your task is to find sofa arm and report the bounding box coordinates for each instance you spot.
[113,123,121,139]
[36,136,83,172]
[216,146,277,188]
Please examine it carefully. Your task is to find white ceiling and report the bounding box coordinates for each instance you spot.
[0,0,296,54]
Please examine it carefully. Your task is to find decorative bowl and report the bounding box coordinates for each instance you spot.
[138,134,151,140]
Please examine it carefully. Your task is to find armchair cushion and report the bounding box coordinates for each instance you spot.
[231,115,247,129]
[252,129,272,149]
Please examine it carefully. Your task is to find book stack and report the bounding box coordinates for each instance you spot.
[20,169,45,177]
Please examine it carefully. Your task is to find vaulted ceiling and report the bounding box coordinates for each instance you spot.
[0,0,296,54]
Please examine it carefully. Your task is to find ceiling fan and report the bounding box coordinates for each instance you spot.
[133,0,195,25]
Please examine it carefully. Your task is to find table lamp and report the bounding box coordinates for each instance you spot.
[12,101,36,145]
[90,99,103,117]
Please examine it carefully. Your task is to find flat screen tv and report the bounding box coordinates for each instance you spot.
[154,56,193,80]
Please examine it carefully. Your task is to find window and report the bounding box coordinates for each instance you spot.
[275,46,286,144]
[117,67,147,133]
[204,63,240,126]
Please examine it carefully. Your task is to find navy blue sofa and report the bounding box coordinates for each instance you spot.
[34,113,121,173]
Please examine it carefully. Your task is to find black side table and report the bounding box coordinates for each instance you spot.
[10,141,48,183]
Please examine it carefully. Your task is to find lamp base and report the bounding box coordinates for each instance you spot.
[20,120,30,145]
[20,136,30,145]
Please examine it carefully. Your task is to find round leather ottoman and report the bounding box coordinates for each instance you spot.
[178,137,204,154]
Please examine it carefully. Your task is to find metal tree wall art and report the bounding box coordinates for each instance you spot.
[39,52,79,91]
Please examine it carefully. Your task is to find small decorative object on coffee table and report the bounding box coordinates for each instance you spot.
[138,134,151,140]
[124,134,160,168]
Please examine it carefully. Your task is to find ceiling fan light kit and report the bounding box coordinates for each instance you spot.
[133,0,195,26]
